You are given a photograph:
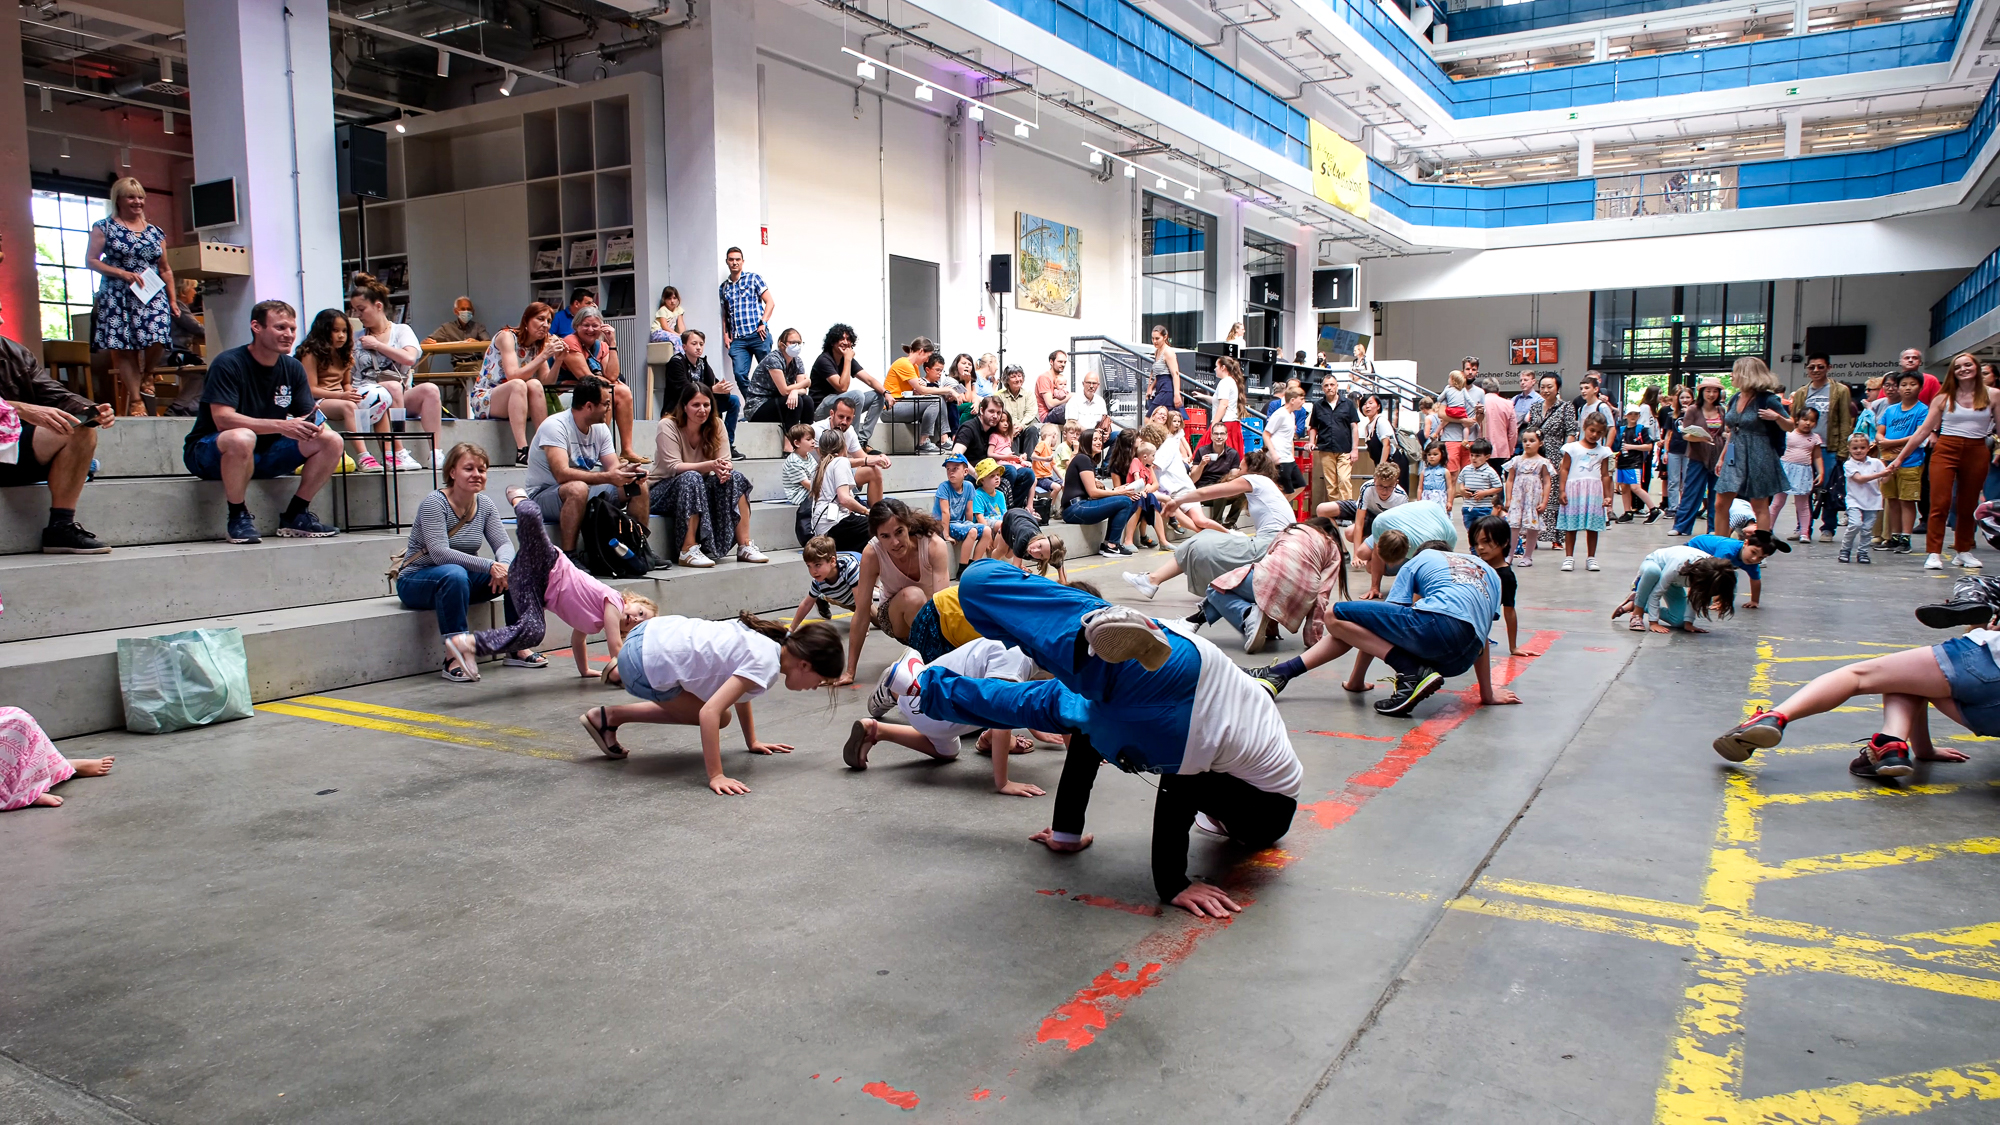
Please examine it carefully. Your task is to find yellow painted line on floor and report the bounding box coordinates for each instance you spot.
[1901,922,2000,949]
[1752,783,1973,806]
[1728,1060,2000,1125]
[1770,836,2000,880]
[1764,653,1891,663]
[289,694,549,739]
[257,701,575,762]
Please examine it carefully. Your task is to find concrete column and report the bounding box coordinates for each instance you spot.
[1794,0,1810,34]
[662,0,760,352]
[1214,196,1245,343]
[1784,112,1803,158]
[184,0,341,351]
[0,14,37,345]
[1578,133,1594,177]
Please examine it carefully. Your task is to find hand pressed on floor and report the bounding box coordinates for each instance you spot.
[1171,882,1242,918]
[708,774,750,796]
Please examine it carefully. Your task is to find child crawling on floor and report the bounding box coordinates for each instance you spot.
[444,486,657,683]
[842,638,1064,797]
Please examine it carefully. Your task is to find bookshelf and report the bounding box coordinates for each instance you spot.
[336,74,664,407]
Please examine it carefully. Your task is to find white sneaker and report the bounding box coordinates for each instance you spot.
[736,541,769,563]
[1243,606,1268,654]
[1192,812,1229,838]
[1960,551,1983,569]
[1122,571,1159,600]
[1561,558,1575,572]
[1926,553,1945,570]
[679,546,715,568]
[1585,557,1600,571]
[1081,605,1172,671]
[432,448,447,469]
[390,449,423,472]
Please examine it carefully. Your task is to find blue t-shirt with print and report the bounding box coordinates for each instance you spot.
[1880,400,1929,467]
[934,479,975,523]
[1388,550,1502,634]
[1690,533,1761,580]
[971,487,1006,520]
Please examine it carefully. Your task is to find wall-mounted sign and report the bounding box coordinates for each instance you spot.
[1312,266,1358,311]
[1511,337,1558,364]
[1308,121,1370,222]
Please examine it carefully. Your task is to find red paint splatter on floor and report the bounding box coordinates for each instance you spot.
[1295,728,1396,742]
[1025,631,1563,1059]
[1035,961,1165,1049]
[833,1077,841,1083]
[969,1089,991,1101]
[862,1081,920,1110]
[1522,605,1595,613]
[810,1074,819,1079]
[1035,888,1067,896]
[1070,893,1163,917]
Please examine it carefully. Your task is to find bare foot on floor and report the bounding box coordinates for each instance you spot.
[1343,678,1375,692]
[31,792,62,806]
[68,756,115,777]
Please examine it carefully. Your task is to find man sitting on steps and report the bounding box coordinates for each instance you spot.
[524,376,649,556]
[0,297,111,553]
[182,299,344,544]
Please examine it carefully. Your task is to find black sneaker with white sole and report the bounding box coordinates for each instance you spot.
[1373,668,1444,717]
[1915,600,1997,629]
[41,522,109,554]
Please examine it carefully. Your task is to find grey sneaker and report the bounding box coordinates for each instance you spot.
[1082,605,1172,671]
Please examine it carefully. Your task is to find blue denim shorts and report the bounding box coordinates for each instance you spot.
[907,600,951,664]
[616,619,682,705]
[1932,635,2000,736]
[184,433,306,480]
[948,520,979,542]
[1330,599,1485,677]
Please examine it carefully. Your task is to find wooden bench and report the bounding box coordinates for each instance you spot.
[419,340,488,416]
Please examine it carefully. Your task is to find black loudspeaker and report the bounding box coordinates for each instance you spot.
[988,253,1012,293]
[337,123,389,199]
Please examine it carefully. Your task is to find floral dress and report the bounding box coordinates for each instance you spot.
[470,331,551,418]
[1526,397,1578,545]
[1507,455,1554,530]
[90,218,171,350]
[1717,392,1790,500]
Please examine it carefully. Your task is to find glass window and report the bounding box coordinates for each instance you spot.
[1243,229,1290,352]
[1142,193,1216,349]
[1590,282,1772,389]
[34,188,105,342]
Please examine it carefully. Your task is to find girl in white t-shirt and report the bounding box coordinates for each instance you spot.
[1122,451,1296,600]
[840,639,1058,797]
[580,612,845,795]
[1556,413,1616,571]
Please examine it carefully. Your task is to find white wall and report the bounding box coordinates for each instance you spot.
[1771,270,1962,386]
[1378,290,1590,391]
[990,139,1138,377]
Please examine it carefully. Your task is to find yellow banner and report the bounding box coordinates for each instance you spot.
[1310,120,1370,221]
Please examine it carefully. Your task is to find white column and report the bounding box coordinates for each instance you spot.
[1593,32,1608,63]
[1793,0,1810,34]
[0,13,37,345]
[1214,196,1245,342]
[1784,112,1804,158]
[662,1,760,356]
[1578,133,1595,177]
[184,0,341,351]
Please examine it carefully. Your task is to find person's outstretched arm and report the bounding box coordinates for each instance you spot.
[987,727,1044,797]
[1475,646,1520,705]
[1151,774,1243,917]
[700,677,755,795]
[571,627,591,678]
[789,592,814,633]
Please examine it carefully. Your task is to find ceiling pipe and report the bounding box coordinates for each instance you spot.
[328,11,578,87]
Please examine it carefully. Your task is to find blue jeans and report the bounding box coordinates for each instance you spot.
[717,392,741,446]
[727,331,770,387]
[396,562,516,637]
[616,618,682,704]
[1675,457,1718,535]
[1933,634,2000,736]
[1064,494,1136,543]
[1666,452,1686,512]
[1201,571,1258,634]
[1461,505,1493,532]
[184,433,306,480]
[1000,464,1036,509]
[1819,448,1842,532]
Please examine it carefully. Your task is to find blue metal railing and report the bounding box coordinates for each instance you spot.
[1931,244,2000,345]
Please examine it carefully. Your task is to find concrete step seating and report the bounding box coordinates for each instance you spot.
[3,416,1109,740]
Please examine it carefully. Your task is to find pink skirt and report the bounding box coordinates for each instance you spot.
[0,707,71,811]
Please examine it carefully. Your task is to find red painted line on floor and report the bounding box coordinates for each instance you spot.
[1297,728,1396,743]
[1024,630,1562,1061]
[862,1081,920,1110]
[1582,646,1614,652]
[1071,893,1164,917]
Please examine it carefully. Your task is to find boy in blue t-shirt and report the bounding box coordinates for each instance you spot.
[1877,371,1929,554]
[969,457,1008,561]
[1690,528,1784,609]
[934,454,983,564]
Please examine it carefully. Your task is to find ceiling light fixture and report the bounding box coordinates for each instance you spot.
[1081,143,1201,195]
[499,71,519,96]
[395,111,407,134]
[162,108,174,134]
[120,146,130,167]
[39,86,50,113]
[161,55,173,85]
[437,48,450,77]
[59,135,69,159]
[1184,187,1197,200]
[838,47,1036,135]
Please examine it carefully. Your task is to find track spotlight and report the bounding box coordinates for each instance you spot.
[1184,187,1197,200]
[1156,177,1167,189]
[1014,121,1030,138]
[1088,149,1102,165]
[1124,163,1136,178]
[162,109,174,134]
[39,86,51,113]
[161,55,173,85]
[856,59,877,80]
[120,146,131,167]
[395,112,407,134]
[59,135,69,159]
[499,71,519,96]
[968,103,983,121]
[914,84,933,102]
[437,48,450,77]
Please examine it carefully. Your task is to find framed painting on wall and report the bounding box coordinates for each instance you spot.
[1015,211,1081,318]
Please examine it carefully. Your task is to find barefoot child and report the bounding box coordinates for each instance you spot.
[1611,545,1737,634]
[842,639,1051,797]
[442,488,655,683]
[580,613,844,795]
[788,534,864,630]
[1,707,112,810]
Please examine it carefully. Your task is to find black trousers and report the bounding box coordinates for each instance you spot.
[1050,737,1298,902]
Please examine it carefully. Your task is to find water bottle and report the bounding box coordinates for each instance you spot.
[607,537,636,562]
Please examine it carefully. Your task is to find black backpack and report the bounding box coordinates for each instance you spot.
[578,490,653,578]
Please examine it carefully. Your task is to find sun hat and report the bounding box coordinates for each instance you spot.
[972,457,1002,481]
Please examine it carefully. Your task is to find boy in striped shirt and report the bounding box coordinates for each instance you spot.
[788,535,864,630]
[1454,438,1502,532]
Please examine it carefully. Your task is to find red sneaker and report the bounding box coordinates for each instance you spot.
[1713,711,1786,762]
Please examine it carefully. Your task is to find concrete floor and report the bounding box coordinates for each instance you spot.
[5,518,1998,1124]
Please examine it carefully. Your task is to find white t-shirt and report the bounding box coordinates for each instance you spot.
[1244,473,1294,535]
[638,616,782,702]
[524,411,616,495]
[1212,378,1239,424]
[1179,635,1302,796]
[1639,544,1713,620]
[1263,405,1299,464]
[1843,455,1886,510]
[894,639,1040,755]
[1154,439,1196,495]
[811,455,857,535]
[1561,440,1616,479]
[813,418,863,457]
[1067,392,1108,431]
[353,321,420,389]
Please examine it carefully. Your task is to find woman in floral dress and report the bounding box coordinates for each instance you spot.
[88,177,179,415]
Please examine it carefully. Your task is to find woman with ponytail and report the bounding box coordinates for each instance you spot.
[579,612,844,795]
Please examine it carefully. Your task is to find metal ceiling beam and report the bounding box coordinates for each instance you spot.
[327,10,578,86]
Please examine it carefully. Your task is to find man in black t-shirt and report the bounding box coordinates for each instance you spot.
[1191,436,1245,527]
[183,299,344,544]
[809,323,887,453]
[1306,373,1359,511]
